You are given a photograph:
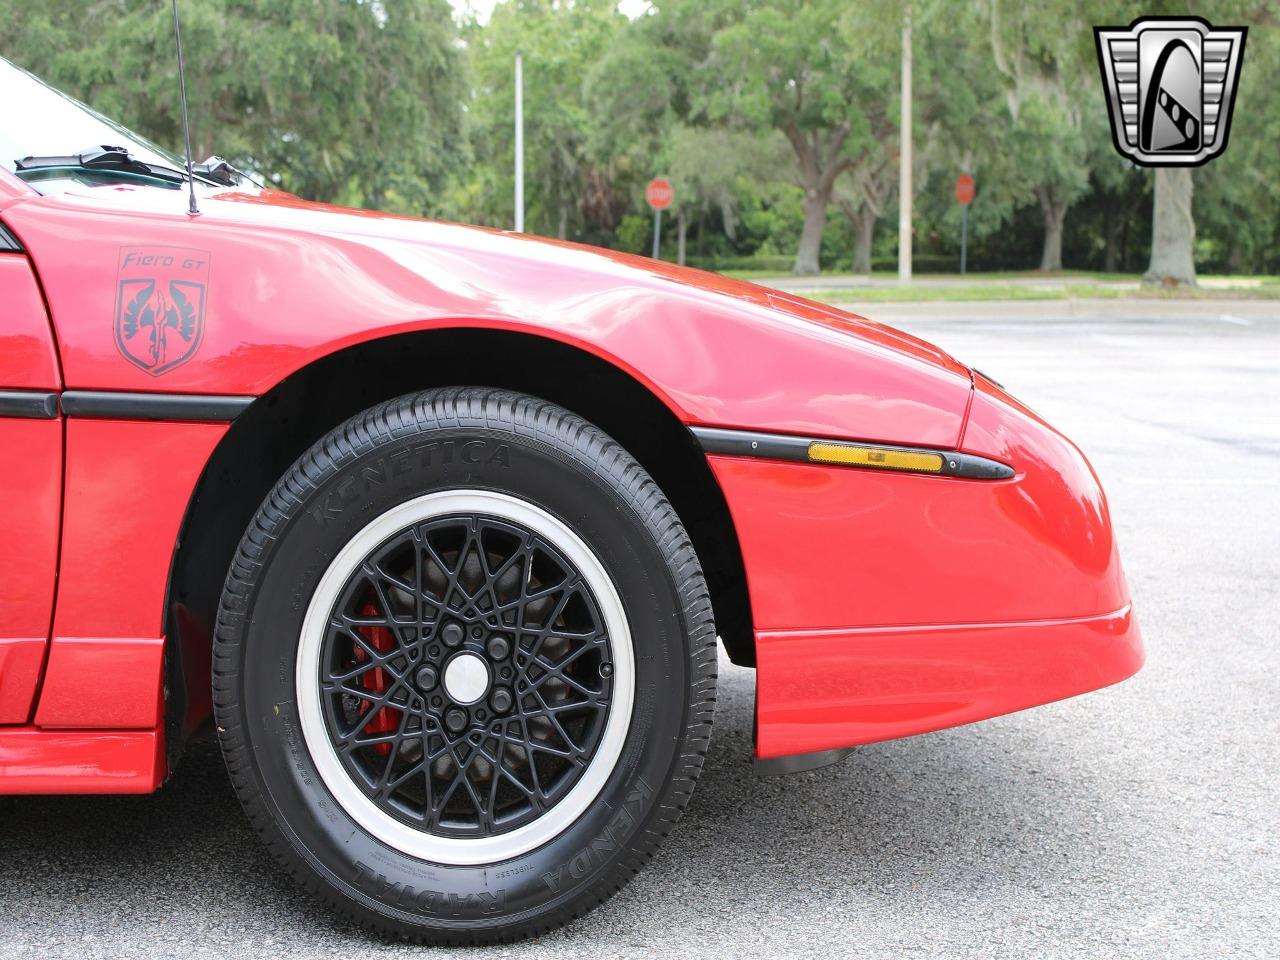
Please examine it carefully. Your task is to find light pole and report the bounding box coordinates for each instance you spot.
[898,4,912,281]
[514,50,524,233]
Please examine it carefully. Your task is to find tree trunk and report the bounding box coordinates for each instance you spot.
[1144,167,1195,286]
[1102,208,1120,273]
[852,206,875,274]
[557,205,568,241]
[677,209,688,266]
[794,185,829,275]
[1037,188,1066,271]
[1227,244,1244,274]
[783,122,851,276]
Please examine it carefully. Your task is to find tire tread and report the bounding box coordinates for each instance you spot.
[212,387,717,944]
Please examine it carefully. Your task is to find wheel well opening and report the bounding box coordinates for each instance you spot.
[168,328,754,737]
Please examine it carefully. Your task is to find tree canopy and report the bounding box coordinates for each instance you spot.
[1,0,467,211]
[2,0,1276,277]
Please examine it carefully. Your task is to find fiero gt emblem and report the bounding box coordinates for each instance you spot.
[1094,17,1247,167]
[114,246,210,375]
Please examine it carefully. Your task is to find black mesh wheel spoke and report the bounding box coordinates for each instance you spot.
[317,512,615,838]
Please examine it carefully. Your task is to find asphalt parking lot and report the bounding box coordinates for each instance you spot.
[2,299,1276,959]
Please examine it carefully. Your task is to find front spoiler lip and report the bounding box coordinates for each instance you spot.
[754,604,1143,766]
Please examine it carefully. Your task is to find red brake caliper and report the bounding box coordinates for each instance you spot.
[355,597,400,756]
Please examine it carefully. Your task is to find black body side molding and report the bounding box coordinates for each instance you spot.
[0,390,58,419]
[59,391,253,422]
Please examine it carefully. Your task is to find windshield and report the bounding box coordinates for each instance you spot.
[0,56,231,194]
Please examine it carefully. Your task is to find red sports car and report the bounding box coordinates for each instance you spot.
[0,57,1142,942]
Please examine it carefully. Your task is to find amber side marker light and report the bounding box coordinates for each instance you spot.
[807,441,944,474]
[689,426,1016,480]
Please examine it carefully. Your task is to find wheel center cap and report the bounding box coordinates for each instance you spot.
[443,652,490,705]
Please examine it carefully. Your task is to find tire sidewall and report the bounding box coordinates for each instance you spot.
[231,418,691,930]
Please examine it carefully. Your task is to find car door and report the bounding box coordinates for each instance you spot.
[0,214,62,723]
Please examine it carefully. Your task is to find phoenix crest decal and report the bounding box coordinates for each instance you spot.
[114,246,211,375]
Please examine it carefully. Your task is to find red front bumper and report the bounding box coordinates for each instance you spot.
[707,374,1143,764]
[754,605,1142,759]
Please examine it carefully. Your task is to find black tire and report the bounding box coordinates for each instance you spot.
[212,388,717,944]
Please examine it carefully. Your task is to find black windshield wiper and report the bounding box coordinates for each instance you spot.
[15,144,219,186]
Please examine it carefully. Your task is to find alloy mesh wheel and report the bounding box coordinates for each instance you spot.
[297,490,635,865]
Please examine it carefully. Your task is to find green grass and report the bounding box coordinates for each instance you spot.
[718,267,1143,282]
[714,269,777,280]
[711,266,1280,302]
[805,281,1280,304]
[807,284,1116,303]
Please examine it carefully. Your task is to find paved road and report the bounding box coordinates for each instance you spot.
[761,273,1270,292]
[2,301,1277,959]
[765,272,1144,291]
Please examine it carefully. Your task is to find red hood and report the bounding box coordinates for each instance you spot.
[8,180,971,382]
[206,189,973,381]
[5,181,976,448]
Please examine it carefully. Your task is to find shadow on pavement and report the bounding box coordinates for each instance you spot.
[0,657,1121,954]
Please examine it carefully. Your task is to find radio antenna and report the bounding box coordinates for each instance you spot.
[170,0,199,217]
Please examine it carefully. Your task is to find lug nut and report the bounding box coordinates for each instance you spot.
[489,687,513,714]
[486,635,510,660]
[444,708,468,733]
[441,623,464,647]
[415,665,438,691]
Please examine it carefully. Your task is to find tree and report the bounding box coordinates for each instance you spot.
[1182,1,1280,277]
[1077,152,1151,274]
[834,160,893,274]
[1144,169,1196,284]
[687,0,898,275]
[579,2,689,247]
[461,0,625,239]
[584,2,766,257]
[904,2,1017,272]
[662,126,793,265]
[986,0,1096,270]
[1122,0,1266,283]
[0,0,467,211]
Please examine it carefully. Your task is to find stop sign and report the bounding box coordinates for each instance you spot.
[646,178,674,210]
[955,174,976,205]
